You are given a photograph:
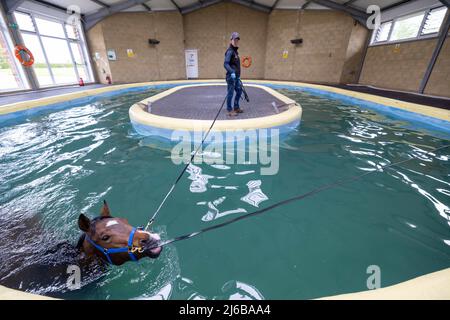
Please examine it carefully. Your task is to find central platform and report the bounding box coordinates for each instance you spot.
[129,83,302,139]
[150,85,286,120]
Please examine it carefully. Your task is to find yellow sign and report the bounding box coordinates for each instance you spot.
[127,49,135,58]
[393,44,400,53]
[282,50,288,59]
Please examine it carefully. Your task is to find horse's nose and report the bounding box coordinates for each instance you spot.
[142,233,162,258]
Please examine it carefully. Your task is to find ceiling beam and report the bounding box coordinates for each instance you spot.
[142,2,152,11]
[301,0,312,10]
[310,0,367,17]
[30,0,79,13]
[309,0,369,26]
[170,0,181,13]
[380,0,411,12]
[1,0,26,13]
[90,0,109,8]
[181,0,222,14]
[229,0,271,13]
[85,0,155,29]
[270,0,280,12]
[343,0,359,7]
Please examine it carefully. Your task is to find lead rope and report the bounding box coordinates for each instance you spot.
[144,94,228,231]
[146,144,450,249]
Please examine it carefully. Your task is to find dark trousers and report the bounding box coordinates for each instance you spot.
[226,76,242,112]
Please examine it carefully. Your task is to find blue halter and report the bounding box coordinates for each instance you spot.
[85,227,141,264]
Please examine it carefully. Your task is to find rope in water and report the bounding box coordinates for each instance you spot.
[146,144,450,250]
[144,94,228,231]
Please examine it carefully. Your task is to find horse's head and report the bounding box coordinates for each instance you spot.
[78,201,162,265]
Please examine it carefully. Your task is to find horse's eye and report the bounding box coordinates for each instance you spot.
[101,235,110,241]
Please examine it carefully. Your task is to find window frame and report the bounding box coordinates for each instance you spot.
[0,10,30,92]
[14,9,94,87]
[370,5,448,47]
[420,6,449,36]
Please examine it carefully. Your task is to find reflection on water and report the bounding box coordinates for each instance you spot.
[136,277,264,300]
[0,88,449,299]
[199,196,247,222]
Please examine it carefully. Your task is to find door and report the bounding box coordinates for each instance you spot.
[185,49,198,79]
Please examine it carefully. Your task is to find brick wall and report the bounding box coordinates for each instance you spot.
[265,10,368,84]
[423,36,450,97]
[88,11,185,84]
[86,23,111,84]
[359,39,436,93]
[359,35,450,98]
[87,3,368,85]
[183,2,268,79]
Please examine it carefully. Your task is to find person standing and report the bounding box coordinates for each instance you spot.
[224,32,244,117]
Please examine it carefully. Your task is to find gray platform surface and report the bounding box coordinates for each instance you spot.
[149,85,286,120]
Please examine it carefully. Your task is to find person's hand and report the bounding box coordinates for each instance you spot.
[230,73,236,79]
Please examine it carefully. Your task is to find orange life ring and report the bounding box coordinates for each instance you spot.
[242,56,252,68]
[14,45,34,67]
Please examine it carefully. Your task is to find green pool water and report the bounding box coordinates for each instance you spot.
[0,87,449,300]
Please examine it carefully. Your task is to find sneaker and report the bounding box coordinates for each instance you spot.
[228,111,238,117]
[234,108,244,113]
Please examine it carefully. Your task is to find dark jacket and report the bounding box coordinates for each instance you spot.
[224,45,240,77]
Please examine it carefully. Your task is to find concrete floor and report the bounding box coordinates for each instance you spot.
[0,84,106,106]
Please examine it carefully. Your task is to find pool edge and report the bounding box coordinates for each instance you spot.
[1,267,449,300]
[1,79,449,123]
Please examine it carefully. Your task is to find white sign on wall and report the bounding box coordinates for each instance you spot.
[107,49,117,61]
[185,49,198,79]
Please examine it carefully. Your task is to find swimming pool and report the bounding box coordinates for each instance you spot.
[0,83,449,299]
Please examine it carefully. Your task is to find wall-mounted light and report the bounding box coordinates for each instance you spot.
[290,38,303,45]
[148,39,160,45]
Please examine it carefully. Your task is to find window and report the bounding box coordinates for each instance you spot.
[373,21,392,43]
[0,12,28,92]
[41,37,77,84]
[35,17,66,38]
[14,11,35,32]
[421,6,448,35]
[13,10,93,88]
[370,6,448,45]
[390,12,425,41]
[21,33,53,86]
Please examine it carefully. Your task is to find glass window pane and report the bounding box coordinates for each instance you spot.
[77,65,88,81]
[70,42,90,82]
[374,21,392,42]
[14,12,35,32]
[35,17,65,38]
[390,12,425,41]
[65,24,79,40]
[421,7,448,35]
[21,33,53,86]
[0,29,27,91]
[41,37,77,84]
[69,42,84,65]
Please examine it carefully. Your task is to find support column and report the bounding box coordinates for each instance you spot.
[418,10,450,94]
[1,0,39,90]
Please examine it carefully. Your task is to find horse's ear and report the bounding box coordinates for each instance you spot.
[78,214,91,232]
[101,200,111,217]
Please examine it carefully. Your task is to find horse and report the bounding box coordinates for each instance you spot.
[77,200,162,266]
